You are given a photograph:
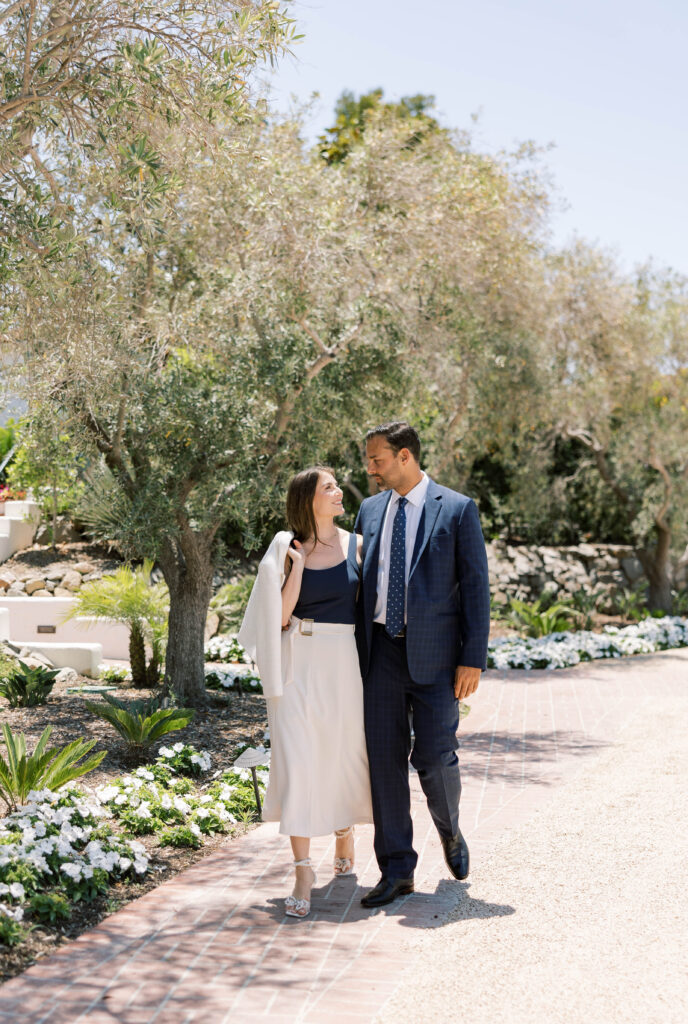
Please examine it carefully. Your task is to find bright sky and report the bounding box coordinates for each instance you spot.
[268,0,688,276]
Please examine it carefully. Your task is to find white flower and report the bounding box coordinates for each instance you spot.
[133,857,148,874]
[173,742,184,753]
[158,746,173,758]
[190,823,202,837]
[114,794,128,806]
[119,857,132,872]
[135,768,155,782]
[60,862,83,880]
[9,882,25,900]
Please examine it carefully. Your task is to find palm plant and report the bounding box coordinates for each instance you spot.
[66,560,168,687]
[84,693,194,761]
[0,724,106,813]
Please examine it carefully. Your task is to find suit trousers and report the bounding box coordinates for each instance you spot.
[364,624,462,878]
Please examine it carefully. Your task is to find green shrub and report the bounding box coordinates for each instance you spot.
[508,598,577,638]
[0,661,59,708]
[159,824,202,849]
[29,891,71,924]
[0,913,24,947]
[0,861,41,896]
[61,866,110,903]
[209,576,256,633]
[0,724,106,813]
[84,694,194,759]
[98,665,131,684]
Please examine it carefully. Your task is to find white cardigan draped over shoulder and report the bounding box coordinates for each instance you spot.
[237,530,295,698]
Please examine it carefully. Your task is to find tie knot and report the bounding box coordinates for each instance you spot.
[397,497,408,509]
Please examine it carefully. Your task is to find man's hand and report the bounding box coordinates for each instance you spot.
[454,665,481,701]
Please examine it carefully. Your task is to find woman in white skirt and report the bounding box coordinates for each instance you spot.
[241,466,373,918]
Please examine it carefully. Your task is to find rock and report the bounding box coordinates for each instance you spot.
[54,587,73,597]
[31,589,52,597]
[620,556,644,583]
[45,580,56,592]
[61,570,83,591]
[55,667,79,686]
[205,612,220,641]
[0,571,16,590]
[14,569,35,583]
[73,562,96,575]
[7,581,25,594]
[25,577,47,595]
[18,648,55,669]
[81,571,102,582]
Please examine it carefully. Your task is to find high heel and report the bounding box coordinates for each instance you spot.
[285,858,315,918]
[334,826,355,876]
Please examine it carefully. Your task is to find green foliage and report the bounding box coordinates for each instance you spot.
[68,561,168,687]
[84,694,194,756]
[61,867,110,904]
[209,576,256,633]
[5,422,84,529]
[0,660,59,708]
[613,591,649,622]
[159,825,202,849]
[0,724,106,813]
[0,914,24,947]
[508,598,578,638]
[319,89,441,164]
[29,891,71,924]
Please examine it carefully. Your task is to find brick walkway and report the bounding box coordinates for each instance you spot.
[1,649,684,1024]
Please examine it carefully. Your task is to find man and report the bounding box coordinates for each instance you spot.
[355,421,490,908]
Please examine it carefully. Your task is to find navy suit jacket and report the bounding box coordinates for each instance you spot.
[354,478,490,685]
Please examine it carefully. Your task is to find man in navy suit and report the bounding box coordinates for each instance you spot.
[355,421,490,908]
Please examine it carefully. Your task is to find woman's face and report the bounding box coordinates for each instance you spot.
[312,471,344,519]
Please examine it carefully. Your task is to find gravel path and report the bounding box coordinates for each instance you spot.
[377,685,688,1024]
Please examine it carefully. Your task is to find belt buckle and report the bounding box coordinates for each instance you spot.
[299,618,314,636]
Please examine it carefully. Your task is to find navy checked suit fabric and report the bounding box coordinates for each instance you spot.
[385,497,407,637]
[354,480,491,684]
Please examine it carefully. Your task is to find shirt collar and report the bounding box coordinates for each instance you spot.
[393,471,428,508]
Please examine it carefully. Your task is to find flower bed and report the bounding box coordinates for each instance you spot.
[488,615,688,670]
[0,743,267,949]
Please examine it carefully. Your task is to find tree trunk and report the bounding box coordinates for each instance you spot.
[638,522,673,614]
[158,530,215,707]
[129,621,148,688]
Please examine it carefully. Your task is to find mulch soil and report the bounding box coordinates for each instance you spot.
[0,675,269,984]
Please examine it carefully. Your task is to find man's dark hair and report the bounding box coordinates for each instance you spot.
[365,421,421,462]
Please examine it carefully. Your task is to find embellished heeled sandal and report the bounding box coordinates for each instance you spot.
[334,826,355,876]
[285,858,315,918]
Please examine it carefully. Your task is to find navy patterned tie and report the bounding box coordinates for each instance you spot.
[385,497,408,638]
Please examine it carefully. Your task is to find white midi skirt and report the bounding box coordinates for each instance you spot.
[263,618,373,837]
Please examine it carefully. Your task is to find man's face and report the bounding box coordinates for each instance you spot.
[366,436,407,491]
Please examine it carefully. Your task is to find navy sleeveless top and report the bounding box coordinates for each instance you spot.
[293,533,359,624]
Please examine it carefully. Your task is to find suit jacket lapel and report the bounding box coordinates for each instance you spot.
[409,480,442,580]
[363,491,392,587]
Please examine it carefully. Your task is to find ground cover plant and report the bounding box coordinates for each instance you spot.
[488,615,688,670]
[0,741,267,956]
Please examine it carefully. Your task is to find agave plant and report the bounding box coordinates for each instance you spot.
[0,724,106,813]
[0,661,59,708]
[85,693,194,760]
[66,559,168,687]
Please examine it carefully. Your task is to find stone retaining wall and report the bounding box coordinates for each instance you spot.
[488,542,646,608]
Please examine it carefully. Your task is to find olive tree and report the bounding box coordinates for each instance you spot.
[546,243,688,610]
[7,97,554,703]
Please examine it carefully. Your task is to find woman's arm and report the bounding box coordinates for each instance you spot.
[281,540,306,628]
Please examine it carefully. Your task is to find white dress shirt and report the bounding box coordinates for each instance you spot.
[374,472,430,624]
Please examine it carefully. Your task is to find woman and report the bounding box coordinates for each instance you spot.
[239,466,372,918]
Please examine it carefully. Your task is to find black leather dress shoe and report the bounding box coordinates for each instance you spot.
[360,876,414,908]
[441,829,470,880]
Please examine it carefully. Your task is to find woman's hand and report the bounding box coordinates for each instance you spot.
[286,539,306,570]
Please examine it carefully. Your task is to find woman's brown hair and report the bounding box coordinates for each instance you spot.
[286,466,335,545]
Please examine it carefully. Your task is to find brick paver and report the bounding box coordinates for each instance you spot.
[1,648,684,1023]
